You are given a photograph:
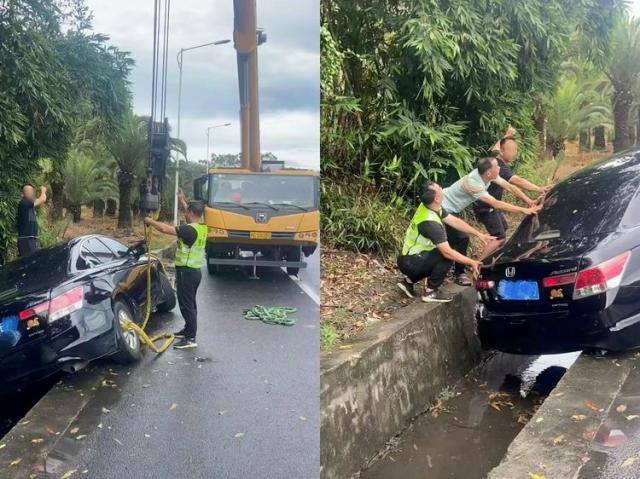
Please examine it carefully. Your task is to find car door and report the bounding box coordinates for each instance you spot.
[74,237,131,354]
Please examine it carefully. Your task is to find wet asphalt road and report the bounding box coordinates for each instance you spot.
[37,266,319,478]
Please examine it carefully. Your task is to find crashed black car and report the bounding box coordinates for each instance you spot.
[0,235,175,392]
[477,148,640,354]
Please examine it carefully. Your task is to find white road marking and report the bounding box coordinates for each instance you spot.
[282,268,320,305]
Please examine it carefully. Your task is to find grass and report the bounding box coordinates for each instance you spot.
[321,323,339,350]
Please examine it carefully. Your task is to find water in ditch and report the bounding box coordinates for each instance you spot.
[360,351,580,479]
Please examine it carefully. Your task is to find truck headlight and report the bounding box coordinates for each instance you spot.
[209,227,228,238]
[294,231,318,241]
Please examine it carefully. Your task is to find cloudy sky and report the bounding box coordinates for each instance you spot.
[84,0,319,170]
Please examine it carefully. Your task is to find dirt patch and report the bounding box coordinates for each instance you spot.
[61,206,175,251]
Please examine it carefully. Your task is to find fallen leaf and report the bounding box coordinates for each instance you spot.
[536,417,544,423]
[75,435,87,440]
[101,407,110,414]
[0,444,5,449]
[626,415,640,421]
[31,438,44,444]
[572,414,587,422]
[528,474,546,479]
[45,426,55,435]
[553,434,564,445]
[61,470,77,479]
[584,400,599,411]
[622,457,639,468]
[113,438,123,446]
[144,434,151,438]
[299,416,307,421]
[70,427,79,435]
[234,433,244,438]
[490,402,502,412]
[616,404,627,413]
[218,410,227,416]
[169,403,178,411]
[9,458,22,466]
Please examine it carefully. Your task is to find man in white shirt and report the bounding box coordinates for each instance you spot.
[442,157,541,285]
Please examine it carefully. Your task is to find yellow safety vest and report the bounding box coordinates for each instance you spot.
[402,204,444,256]
[175,223,207,268]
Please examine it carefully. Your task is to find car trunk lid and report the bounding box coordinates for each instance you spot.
[479,235,602,314]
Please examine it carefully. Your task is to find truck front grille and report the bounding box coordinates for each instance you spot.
[227,230,296,239]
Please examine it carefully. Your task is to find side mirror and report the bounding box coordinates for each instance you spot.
[193,175,207,201]
[126,241,148,258]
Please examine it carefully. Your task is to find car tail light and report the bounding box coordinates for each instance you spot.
[476,280,495,290]
[573,251,630,300]
[18,286,84,322]
[542,273,577,288]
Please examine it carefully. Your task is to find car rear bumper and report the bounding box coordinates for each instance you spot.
[476,304,640,354]
[0,316,116,393]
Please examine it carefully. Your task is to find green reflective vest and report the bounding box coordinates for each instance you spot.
[175,223,208,268]
[402,204,444,256]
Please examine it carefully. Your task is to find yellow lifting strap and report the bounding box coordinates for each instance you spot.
[119,212,175,354]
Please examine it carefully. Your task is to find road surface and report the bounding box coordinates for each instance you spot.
[0,266,319,478]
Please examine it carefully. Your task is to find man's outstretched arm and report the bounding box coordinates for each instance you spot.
[144,217,176,236]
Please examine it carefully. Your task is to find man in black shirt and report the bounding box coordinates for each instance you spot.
[473,126,548,258]
[397,181,494,302]
[16,184,47,257]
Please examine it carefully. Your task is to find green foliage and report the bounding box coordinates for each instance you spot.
[321,180,410,258]
[321,0,626,254]
[320,323,339,350]
[63,149,116,217]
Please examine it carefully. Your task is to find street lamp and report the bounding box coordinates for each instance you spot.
[174,38,230,225]
[206,123,232,173]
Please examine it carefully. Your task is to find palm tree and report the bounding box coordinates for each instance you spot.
[605,16,640,152]
[63,150,117,222]
[107,111,148,230]
[546,73,612,158]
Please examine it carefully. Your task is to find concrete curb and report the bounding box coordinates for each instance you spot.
[488,354,634,479]
[320,285,482,479]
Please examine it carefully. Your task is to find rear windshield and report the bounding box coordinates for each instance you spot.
[511,154,640,243]
[0,244,69,290]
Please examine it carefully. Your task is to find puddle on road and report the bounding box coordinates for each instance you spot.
[360,351,580,479]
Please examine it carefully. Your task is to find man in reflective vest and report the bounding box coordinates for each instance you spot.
[397,181,494,302]
[144,198,207,349]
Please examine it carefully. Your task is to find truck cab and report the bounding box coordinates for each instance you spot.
[194,167,319,276]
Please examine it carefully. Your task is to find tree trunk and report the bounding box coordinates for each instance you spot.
[117,172,133,230]
[70,205,82,223]
[579,129,590,152]
[629,126,636,146]
[594,125,606,150]
[50,180,64,220]
[535,113,547,160]
[613,87,633,152]
[93,199,105,218]
[106,198,117,216]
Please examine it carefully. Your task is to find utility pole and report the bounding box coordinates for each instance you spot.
[175,38,230,225]
[206,123,231,174]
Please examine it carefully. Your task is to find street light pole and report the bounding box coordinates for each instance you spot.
[174,38,230,225]
[206,123,232,174]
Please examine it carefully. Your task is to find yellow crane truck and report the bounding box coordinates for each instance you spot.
[193,0,319,277]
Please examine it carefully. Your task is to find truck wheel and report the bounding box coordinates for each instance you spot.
[286,247,301,276]
[112,299,143,364]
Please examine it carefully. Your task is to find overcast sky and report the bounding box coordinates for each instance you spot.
[84,0,319,170]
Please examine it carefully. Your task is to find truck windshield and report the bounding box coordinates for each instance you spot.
[209,173,318,209]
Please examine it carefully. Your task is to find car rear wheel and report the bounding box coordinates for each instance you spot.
[112,299,143,364]
[156,272,176,313]
[286,247,301,276]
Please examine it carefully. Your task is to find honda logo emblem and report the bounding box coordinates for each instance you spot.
[256,213,268,224]
[505,267,516,278]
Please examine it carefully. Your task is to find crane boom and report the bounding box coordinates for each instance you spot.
[233,0,265,172]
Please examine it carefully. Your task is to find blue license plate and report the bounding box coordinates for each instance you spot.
[0,315,18,332]
[498,280,539,300]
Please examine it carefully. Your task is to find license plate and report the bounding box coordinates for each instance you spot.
[498,280,539,300]
[0,315,18,333]
[250,232,272,240]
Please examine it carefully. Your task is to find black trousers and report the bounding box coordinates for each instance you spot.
[444,224,469,275]
[175,267,202,339]
[17,237,37,257]
[397,250,453,289]
[475,209,508,239]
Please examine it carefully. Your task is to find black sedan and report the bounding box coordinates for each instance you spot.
[0,234,175,392]
[477,148,640,354]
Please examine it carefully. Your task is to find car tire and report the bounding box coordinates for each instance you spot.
[156,272,176,313]
[112,299,143,364]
